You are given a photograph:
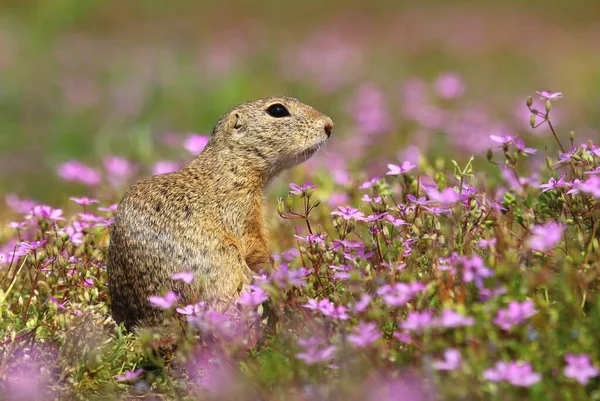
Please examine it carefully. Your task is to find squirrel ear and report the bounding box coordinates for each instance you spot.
[228,112,243,131]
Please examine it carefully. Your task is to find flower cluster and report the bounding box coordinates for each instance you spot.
[2,82,600,401]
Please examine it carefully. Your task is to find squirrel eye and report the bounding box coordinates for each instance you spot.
[266,103,291,118]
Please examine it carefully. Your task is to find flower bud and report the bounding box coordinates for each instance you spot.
[526,96,533,107]
[545,100,552,112]
[546,156,553,169]
[486,149,493,162]
[312,199,321,208]
[503,192,516,205]
[346,220,356,234]
[285,195,293,210]
[277,197,284,215]
[304,187,314,198]
[530,114,536,128]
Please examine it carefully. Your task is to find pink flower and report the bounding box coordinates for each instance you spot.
[577,176,600,198]
[237,285,269,306]
[536,90,562,101]
[7,221,27,230]
[490,134,515,144]
[362,212,388,223]
[493,300,537,331]
[538,175,566,192]
[514,138,537,155]
[289,181,316,195]
[172,271,195,284]
[380,262,406,271]
[581,143,600,157]
[377,282,425,307]
[149,291,178,309]
[359,177,380,189]
[69,197,98,206]
[328,192,349,207]
[296,337,336,364]
[294,233,326,245]
[400,310,434,332]
[152,161,180,175]
[280,248,300,261]
[528,222,564,252]
[348,321,381,348]
[435,309,475,328]
[331,206,365,221]
[477,238,496,248]
[386,161,416,176]
[406,194,430,206]
[57,160,102,186]
[303,299,321,310]
[350,83,391,136]
[393,331,412,344]
[557,146,577,164]
[183,134,210,155]
[76,213,102,225]
[434,72,464,99]
[483,361,541,387]
[98,204,118,213]
[332,239,364,249]
[433,348,462,371]
[47,295,66,310]
[361,194,382,203]
[426,187,460,206]
[5,194,38,214]
[18,240,47,252]
[423,206,451,216]
[270,264,310,288]
[564,354,599,385]
[385,214,407,226]
[304,299,349,320]
[31,205,65,221]
[176,302,205,315]
[329,264,352,280]
[352,294,372,313]
[115,368,144,382]
[104,156,134,177]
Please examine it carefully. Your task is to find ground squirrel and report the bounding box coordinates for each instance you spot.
[106,96,333,331]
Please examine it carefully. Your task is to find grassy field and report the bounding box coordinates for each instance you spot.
[2,1,600,399]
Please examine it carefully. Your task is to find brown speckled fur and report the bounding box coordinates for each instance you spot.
[106,97,333,331]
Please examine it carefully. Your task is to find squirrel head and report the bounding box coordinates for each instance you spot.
[207,96,333,178]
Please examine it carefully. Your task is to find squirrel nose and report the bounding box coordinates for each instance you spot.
[324,118,333,138]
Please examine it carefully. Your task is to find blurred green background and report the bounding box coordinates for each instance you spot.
[1,0,600,204]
